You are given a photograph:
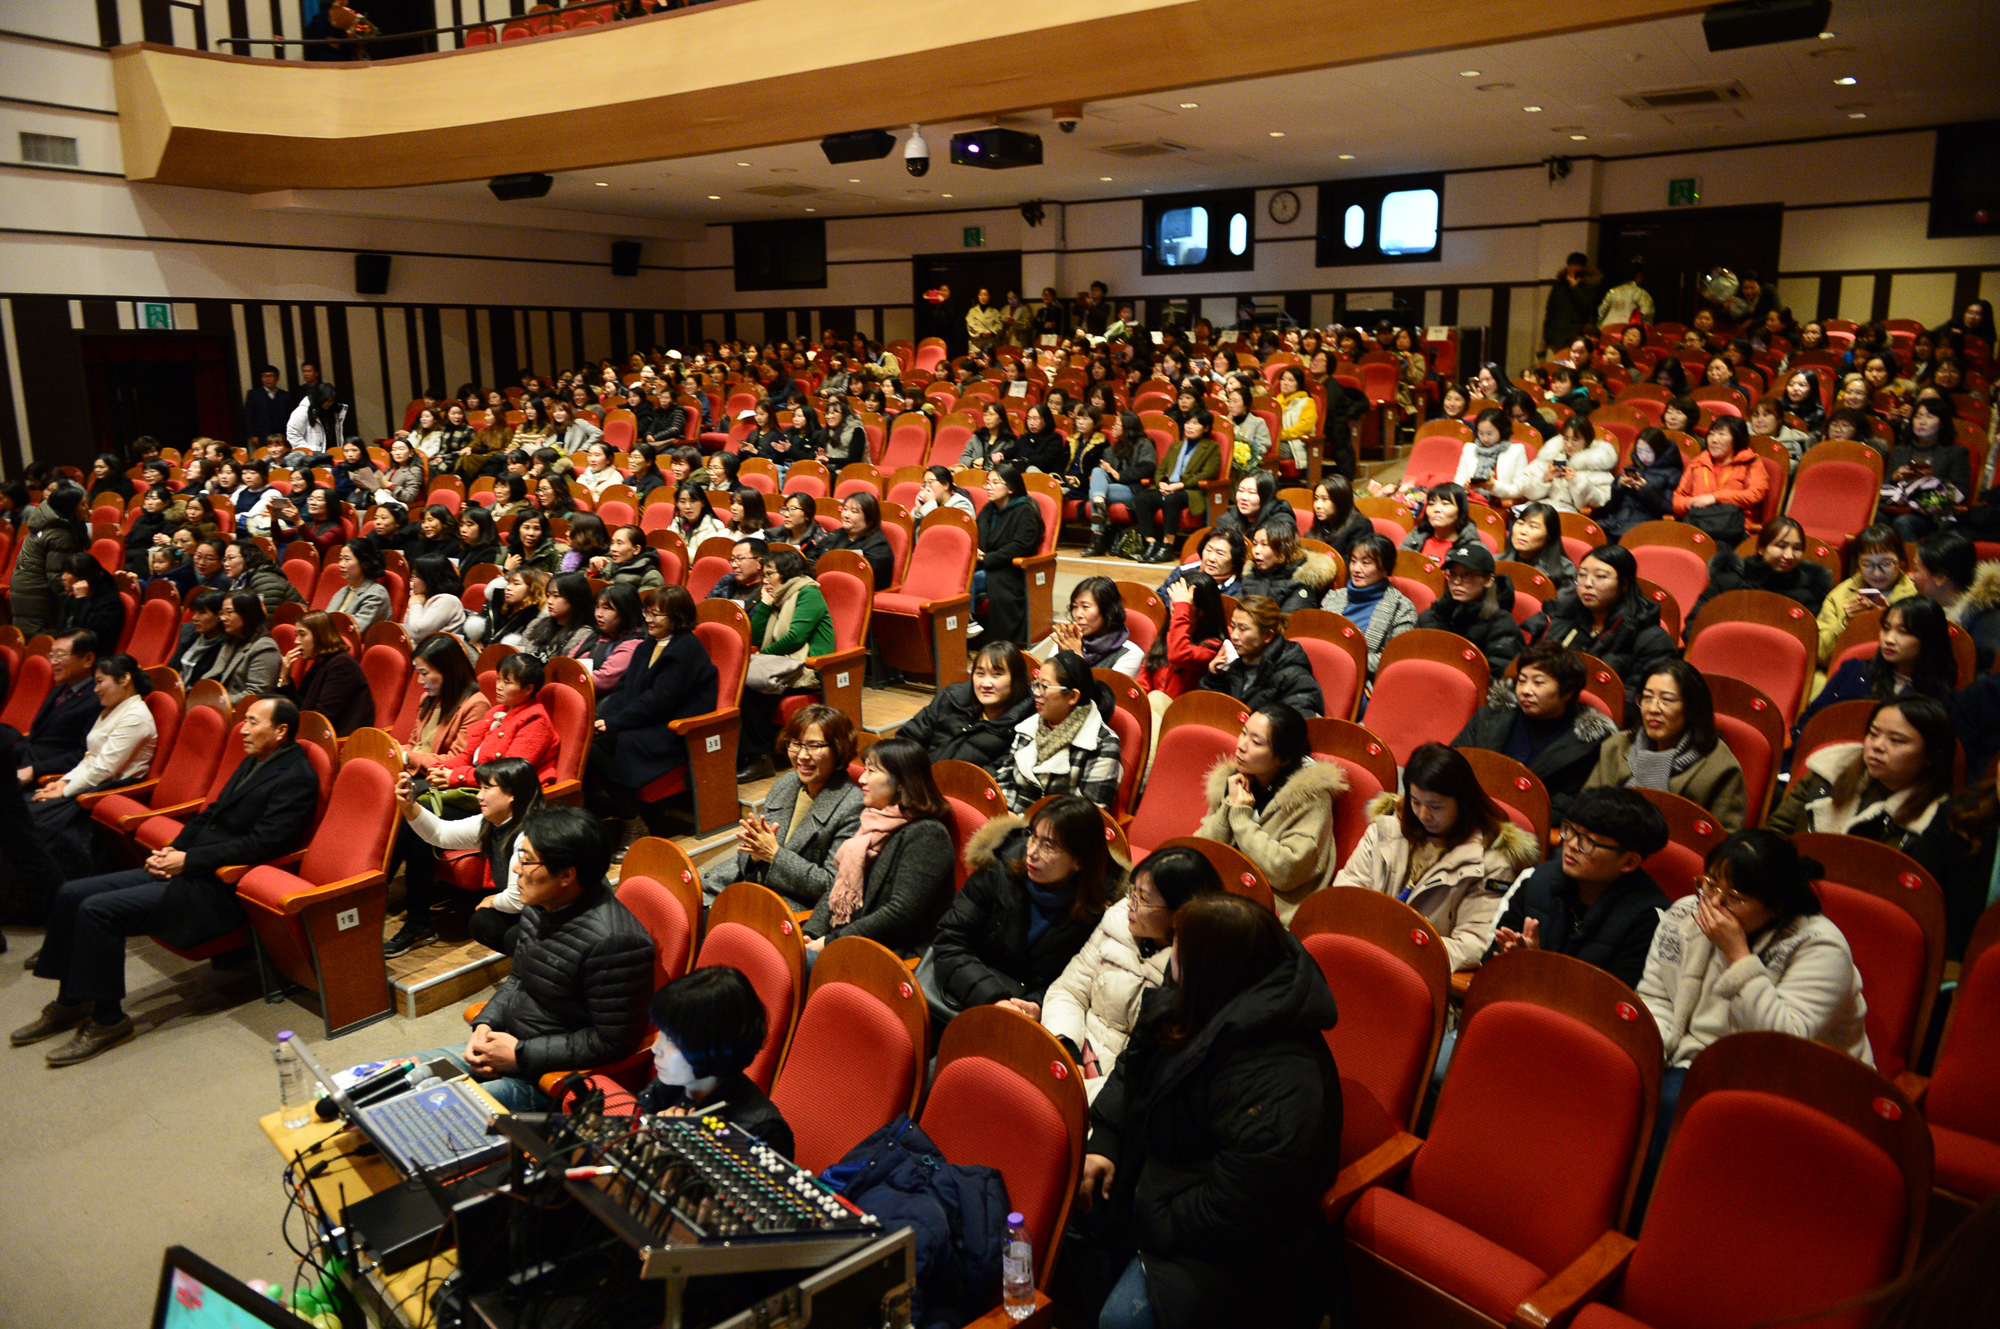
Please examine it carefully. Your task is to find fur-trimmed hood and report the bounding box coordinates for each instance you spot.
[1534,436,1618,474]
[1294,550,1342,593]
[963,813,1026,874]
[1202,754,1348,814]
[1955,560,2000,617]
[1797,742,1946,837]
[1362,791,1542,869]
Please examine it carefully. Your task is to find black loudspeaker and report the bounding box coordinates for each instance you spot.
[950,128,1043,170]
[488,172,554,201]
[611,241,641,277]
[1701,0,1831,51]
[355,252,391,295]
[820,129,896,164]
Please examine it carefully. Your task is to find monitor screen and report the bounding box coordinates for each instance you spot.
[154,1248,310,1329]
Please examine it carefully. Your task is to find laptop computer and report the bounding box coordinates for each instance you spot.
[153,1246,311,1329]
[289,1035,507,1178]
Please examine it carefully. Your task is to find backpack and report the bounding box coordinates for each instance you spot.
[821,1116,1011,1329]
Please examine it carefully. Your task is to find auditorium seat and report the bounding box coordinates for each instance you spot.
[1631,788,1725,902]
[872,508,975,689]
[696,882,806,1091]
[1460,747,1552,847]
[1123,691,1246,858]
[1787,441,1884,551]
[1909,900,2000,1204]
[1286,608,1368,721]
[931,759,1007,893]
[1685,589,1817,731]
[1364,629,1489,768]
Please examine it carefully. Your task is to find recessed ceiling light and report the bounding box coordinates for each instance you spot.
[593,181,608,187]
[1459,69,1482,77]
[1337,153,1355,160]
[707,194,720,200]
[1570,133,1589,141]
[1523,105,1543,113]
[1099,176,1114,181]
[1834,76,1857,85]
[847,177,860,183]
[941,193,953,198]
[1818,30,1837,39]
[1268,131,1286,138]
[1179,102,1199,109]
[1848,111,1869,119]
[736,161,751,166]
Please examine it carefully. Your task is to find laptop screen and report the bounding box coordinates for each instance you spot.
[153,1247,310,1329]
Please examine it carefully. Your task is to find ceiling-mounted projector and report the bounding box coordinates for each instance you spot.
[950,128,1043,170]
[488,173,554,200]
[821,130,896,164]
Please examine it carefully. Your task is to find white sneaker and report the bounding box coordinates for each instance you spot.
[966,620,986,639]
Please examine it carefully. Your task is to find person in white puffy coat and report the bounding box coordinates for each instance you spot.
[1521,420,1620,514]
[1454,407,1533,501]
[1037,845,1224,1100]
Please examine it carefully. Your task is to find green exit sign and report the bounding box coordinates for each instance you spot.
[1667,178,1702,208]
[962,226,984,248]
[138,301,173,329]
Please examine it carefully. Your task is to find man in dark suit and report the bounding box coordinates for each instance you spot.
[243,364,291,441]
[11,698,321,1066]
[4,629,103,786]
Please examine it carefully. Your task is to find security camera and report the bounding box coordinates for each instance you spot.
[1057,118,1078,134]
[1053,104,1082,134]
[905,125,930,178]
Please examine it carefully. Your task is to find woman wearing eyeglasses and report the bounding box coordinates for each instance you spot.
[925,795,1116,1027]
[995,651,1123,814]
[699,704,862,909]
[1584,661,1748,832]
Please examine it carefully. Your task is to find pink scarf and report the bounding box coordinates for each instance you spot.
[827,805,911,927]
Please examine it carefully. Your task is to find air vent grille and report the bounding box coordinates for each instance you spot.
[20,133,79,166]
[741,183,821,198]
[1620,82,1749,110]
[1097,140,1191,158]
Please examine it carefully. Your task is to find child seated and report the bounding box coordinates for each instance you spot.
[638,968,794,1158]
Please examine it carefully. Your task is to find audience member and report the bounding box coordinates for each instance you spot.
[1804,594,1957,722]
[1416,543,1523,686]
[387,755,542,957]
[1035,577,1145,676]
[1597,427,1684,539]
[1585,660,1748,830]
[1911,530,2000,672]
[1455,643,1618,823]
[1237,524,1338,613]
[975,465,1044,647]
[208,591,283,704]
[897,641,1035,773]
[1815,524,1915,667]
[637,968,793,1156]
[1523,544,1680,714]
[400,631,492,777]
[1398,482,1483,560]
[997,650,1123,812]
[802,737,954,960]
[276,611,374,736]
[586,586,718,824]
[1137,573,1225,702]
[702,704,861,908]
[1199,595,1326,716]
[1130,407,1222,564]
[1321,533,1417,677]
[1690,516,1832,625]
[740,546,834,778]
[1196,703,1344,921]
[820,492,894,590]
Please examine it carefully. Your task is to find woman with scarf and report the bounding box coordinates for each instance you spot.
[1585,659,1748,831]
[1454,408,1532,501]
[997,651,1124,813]
[738,546,835,780]
[1321,533,1418,678]
[1034,576,1145,676]
[802,736,955,961]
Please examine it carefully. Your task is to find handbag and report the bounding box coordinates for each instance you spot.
[1683,501,1746,546]
[744,651,808,695]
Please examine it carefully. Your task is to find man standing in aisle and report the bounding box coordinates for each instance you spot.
[1541,251,1603,354]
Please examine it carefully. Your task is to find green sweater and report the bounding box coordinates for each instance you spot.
[750,582,835,657]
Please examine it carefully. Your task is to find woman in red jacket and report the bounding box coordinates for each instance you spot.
[1138,572,1227,703]
[433,651,559,790]
[1672,414,1769,545]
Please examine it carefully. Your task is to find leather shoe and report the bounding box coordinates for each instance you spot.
[44,1015,135,1067]
[11,1000,89,1047]
[382,920,438,958]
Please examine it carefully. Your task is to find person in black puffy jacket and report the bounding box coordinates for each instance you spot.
[1199,595,1326,717]
[1416,543,1523,698]
[1236,526,1340,614]
[1687,515,1834,627]
[1523,544,1681,715]
[1597,427,1684,540]
[975,465,1045,647]
[1076,894,1340,1329]
[1453,642,1618,825]
[927,798,1117,1023]
[896,641,1035,774]
[454,808,655,1110]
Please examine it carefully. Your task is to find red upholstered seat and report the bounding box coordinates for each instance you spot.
[1627,546,1706,631]
[1687,622,1809,730]
[95,704,230,833]
[1815,881,1927,1079]
[1365,659,1480,768]
[1932,1125,2000,1201]
[359,644,409,729]
[1401,436,1463,491]
[685,554,728,599]
[1613,1092,1907,1329]
[1572,1305,1656,1329]
[880,425,929,472]
[1345,1186,1549,1322]
[695,922,796,1090]
[1714,711,1774,821]
[1100,703,1142,817]
[1295,635,1363,721]
[1926,925,2000,1199]
[0,651,51,732]
[1787,459,1878,546]
[1643,840,1706,901]
[126,597,180,667]
[770,980,918,1173]
[1321,755,1388,865]
[921,1053,1070,1283]
[1125,723,1236,857]
[927,424,972,468]
[876,523,972,615]
[618,875,696,988]
[1303,932,1435,1162]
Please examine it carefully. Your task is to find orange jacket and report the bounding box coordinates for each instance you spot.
[1672,447,1768,515]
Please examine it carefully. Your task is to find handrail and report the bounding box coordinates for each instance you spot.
[208,2,683,56]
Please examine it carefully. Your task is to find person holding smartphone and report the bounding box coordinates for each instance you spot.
[1815,524,1917,671]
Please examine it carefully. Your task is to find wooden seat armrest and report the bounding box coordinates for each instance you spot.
[919,592,974,616]
[1508,1230,1639,1329]
[463,1003,486,1025]
[792,908,813,924]
[1893,1070,1929,1105]
[35,772,62,786]
[218,849,306,885]
[1115,813,1135,829]
[804,646,867,671]
[1450,970,1475,997]
[963,1292,1053,1327]
[269,869,386,917]
[668,707,741,738]
[1320,1130,1421,1223]
[134,797,205,823]
[542,778,582,803]
[77,779,160,810]
[1013,551,1057,572]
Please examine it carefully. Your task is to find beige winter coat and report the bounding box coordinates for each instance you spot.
[1585,730,1750,832]
[1039,899,1170,1102]
[1195,757,1348,923]
[1815,571,1918,666]
[1331,793,1542,970]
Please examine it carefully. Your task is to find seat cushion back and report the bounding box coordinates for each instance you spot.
[693,620,747,711]
[0,651,52,732]
[1621,1091,1906,1329]
[1365,661,1480,767]
[144,690,182,771]
[1814,880,1923,1079]
[1322,755,1388,864]
[299,757,394,883]
[1304,932,1432,1161]
[686,555,728,599]
[880,521,911,584]
[1713,714,1773,821]
[771,982,918,1173]
[942,796,992,891]
[360,645,408,728]
[127,597,180,667]
[1296,637,1362,719]
[1628,547,1707,625]
[1404,437,1463,489]
[1127,729,1234,854]
[615,875,694,988]
[1103,705,1142,816]
[880,427,929,472]
[205,731,248,802]
[696,922,794,1090]
[818,569,870,650]
[898,525,973,601]
[1788,461,1878,539]
[1642,840,1706,902]
[1927,944,2000,1139]
[1388,575,1437,613]
[921,1056,1069,1277]
[541,682,591,786]
[1688,623,1807,727]
[1413,1001,1644,1275]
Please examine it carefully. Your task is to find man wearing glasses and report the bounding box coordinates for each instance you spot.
[5,630,103,790]
[704,537,766,609]
[1486,787,1671,989]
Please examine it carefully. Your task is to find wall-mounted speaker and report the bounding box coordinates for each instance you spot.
[1701,0,1832,52]
[488,172,554,201]
[820,130,896,164]
[355,252,391,295]
[611,241,641,277]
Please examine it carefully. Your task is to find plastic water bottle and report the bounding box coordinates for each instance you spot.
[1001,1211,1034,1320]
[276,1031,312,1129]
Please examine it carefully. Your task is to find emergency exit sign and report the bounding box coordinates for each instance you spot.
[962,226,984,248]
[138,302,173,329]
[1667,178,1702,208]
